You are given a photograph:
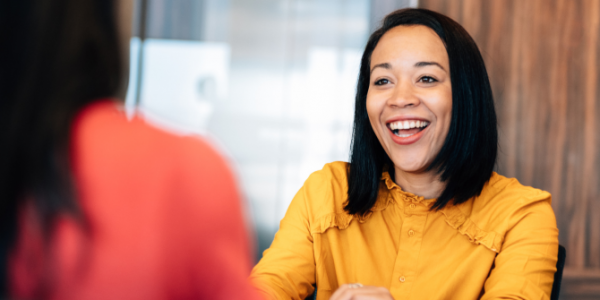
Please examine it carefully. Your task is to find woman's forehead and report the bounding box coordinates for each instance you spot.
[371,25,449,70]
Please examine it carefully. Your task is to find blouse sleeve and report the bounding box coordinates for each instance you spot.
[249,178,318,300]
[481,197,559,300]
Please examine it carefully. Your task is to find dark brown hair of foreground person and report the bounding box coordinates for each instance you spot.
[0,0,122,294]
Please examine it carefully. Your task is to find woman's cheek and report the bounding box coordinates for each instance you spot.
[366,95,385,138]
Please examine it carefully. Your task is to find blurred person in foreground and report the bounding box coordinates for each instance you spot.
[0,0,262,299]
[250,8,559,300]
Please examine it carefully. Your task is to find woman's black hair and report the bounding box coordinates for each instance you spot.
[346,8,497,214]
[0,0,122,295]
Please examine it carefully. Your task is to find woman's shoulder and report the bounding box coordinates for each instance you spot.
[458,173,554,233]
[442,172,555,253]
[71,100,236,206]
[293,161,352,232]
[301,161,349,207]
[304,161,349,190]
[476,172,552,212]
[73,100,225,169]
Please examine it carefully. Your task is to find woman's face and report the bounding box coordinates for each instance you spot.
[367,25,452,175]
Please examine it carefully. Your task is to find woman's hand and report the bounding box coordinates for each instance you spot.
[329,283,395,300]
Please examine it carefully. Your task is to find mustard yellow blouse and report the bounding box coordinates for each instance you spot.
[250,162,559,300]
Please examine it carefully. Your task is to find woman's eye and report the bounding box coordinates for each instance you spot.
[374,78,390,86]
[419,76,437,83]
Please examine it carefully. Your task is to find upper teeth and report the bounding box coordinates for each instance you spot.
[389,120,429,130]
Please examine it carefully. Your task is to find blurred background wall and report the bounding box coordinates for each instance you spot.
[126,1,599,299]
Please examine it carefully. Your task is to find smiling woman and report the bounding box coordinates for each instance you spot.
[250,8,559,300]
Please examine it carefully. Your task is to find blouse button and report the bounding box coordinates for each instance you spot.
[399,276,406,282]
[409,203,416,209]
[408,230,415,236]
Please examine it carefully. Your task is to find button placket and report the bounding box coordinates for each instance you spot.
[389,199,429,299]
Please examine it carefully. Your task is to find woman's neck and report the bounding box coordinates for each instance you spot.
[393,167,445,200]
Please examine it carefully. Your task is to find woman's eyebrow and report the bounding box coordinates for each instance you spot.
[370,62,392,74]
[415,61,446,71]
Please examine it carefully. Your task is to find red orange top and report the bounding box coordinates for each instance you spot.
[9,100,262,300]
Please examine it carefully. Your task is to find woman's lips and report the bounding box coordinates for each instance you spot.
[386,122,429,145]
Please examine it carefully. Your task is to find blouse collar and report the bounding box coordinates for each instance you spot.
[378,170,438,208]
[377,170,502,253]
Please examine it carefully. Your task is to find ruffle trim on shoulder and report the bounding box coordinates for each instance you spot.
[311,212,354,234]
[440,205,503,253]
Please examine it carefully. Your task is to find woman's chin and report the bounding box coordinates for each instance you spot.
[391,160,431,175]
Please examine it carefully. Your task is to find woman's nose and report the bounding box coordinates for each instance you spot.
[388,82,420,108]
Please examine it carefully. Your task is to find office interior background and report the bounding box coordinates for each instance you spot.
[124,0,599,299]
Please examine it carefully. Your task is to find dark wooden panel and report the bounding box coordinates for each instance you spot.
[419,0,600,298]
[562,270,600,299]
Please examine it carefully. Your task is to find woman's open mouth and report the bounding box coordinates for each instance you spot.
[388,120,429,137]
[386,120,429,145]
